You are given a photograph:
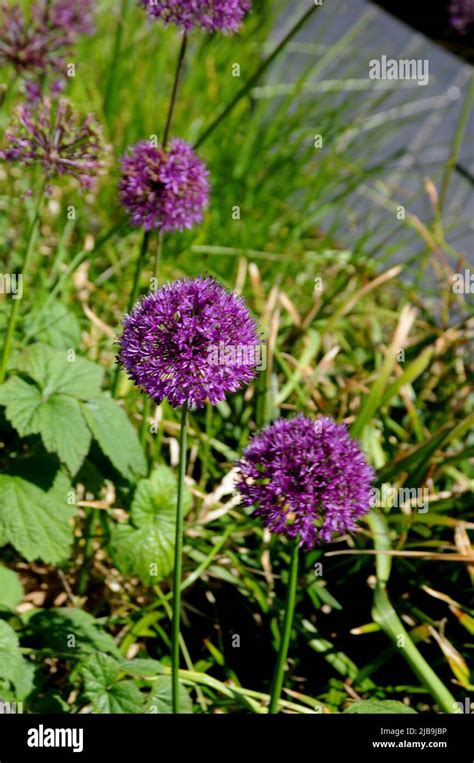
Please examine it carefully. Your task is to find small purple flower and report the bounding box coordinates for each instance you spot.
[449,0,474,34]
[119,139,210,232]
[118,276,261,408]
[0,2,71,76]
[0,98,110,190]
[140,0,251,33]
[236,416,375,548]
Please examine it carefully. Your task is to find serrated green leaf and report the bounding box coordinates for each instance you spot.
[146,676,193,714]
[15,344,104,400]
[0,566,24,609]
[27,303,81,350]
[0,379,91,474]
[27,608,121,657]
[0,468,75,564]
[82,395,146,481]
[110,466,191,584]
[81,653,145,714]
[0,621,22,683]
[344,699,417,714]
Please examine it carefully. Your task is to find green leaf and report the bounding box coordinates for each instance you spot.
[146,675,193,714]
[0,468,74,564]
[0,379,91,474]
[110,466,192,584]
[27,303,81,350]
[81,654,145,714]
[82,395,146,481]
[344,699,417,714]
[118,659,164,677]
[0,621,24,685]
[0,344,105,475]
[15,343,104,400]
[0,567,24,609]
[26,608,121,657]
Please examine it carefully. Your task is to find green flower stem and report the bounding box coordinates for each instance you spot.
[0,182,46,384]
[268,538,299,714]
[112,229,151,398]
[172,399,189,713]
[162,32,188,147]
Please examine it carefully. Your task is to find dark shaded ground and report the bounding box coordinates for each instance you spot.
[372,0,474,63]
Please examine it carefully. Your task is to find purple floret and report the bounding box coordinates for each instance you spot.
[0,98,109,190]
[236,416,375,548]
[119,139,210,232]
[118,276,262,408]
[139,0,251,33]
[46,0,96,36]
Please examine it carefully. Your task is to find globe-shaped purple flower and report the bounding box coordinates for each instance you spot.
[236,416,375,548]
[119,139,210,232]
[140,0,251,33]
[118,277,262,408]
[0,98,109,190]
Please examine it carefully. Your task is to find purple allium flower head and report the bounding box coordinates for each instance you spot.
[0,98,110,190]
[119,139,210,232]
[449,0,474,33]
[0,2,72,76]
[140,0,251,33]
[236,416,375,549]
[118,276,261,408]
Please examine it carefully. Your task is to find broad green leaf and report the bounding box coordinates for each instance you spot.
[0,379,91,474]
[0,469,74,564]
[27,303,81,350]
[0,621,22,683]
[26,608,121,657]
[15,343,104,400]
[344,700,417,714]
[110,466,191,584]
[81,654,145,714]
[82,395,146,481]
[0,621,28,690]
[0,567,24,609]
[146,676,193,714]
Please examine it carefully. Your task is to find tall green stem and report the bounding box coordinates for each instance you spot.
[162,32,188,147]
[112,229,150,397]
[172,400,189,713]
[0,182,45,384]
[268,539,299,714]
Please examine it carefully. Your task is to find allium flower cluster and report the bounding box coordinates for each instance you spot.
[236,416,375,548]
[449,0,474,34]
[0,98,109,190]
[119,139,210,232]
[118,277,261,408]
[0,3,71,77]
[140,0,251,33]
[0,1,95,101]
